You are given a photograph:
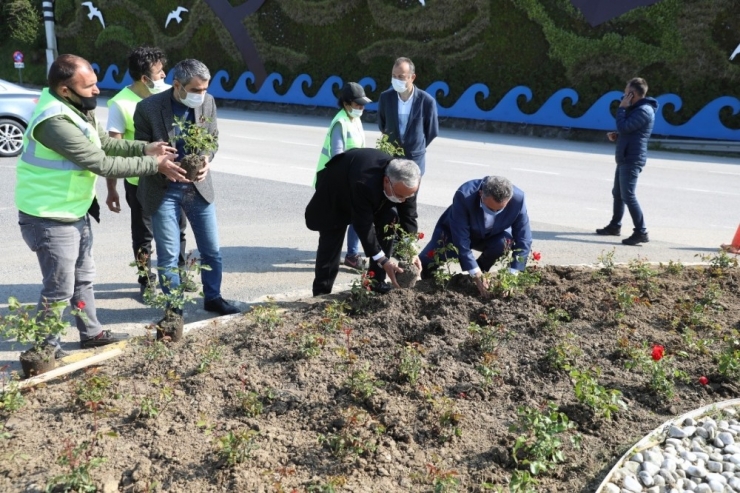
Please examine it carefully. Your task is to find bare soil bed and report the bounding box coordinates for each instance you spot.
[2,259,740,493]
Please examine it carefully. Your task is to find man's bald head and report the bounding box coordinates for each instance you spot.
[48,54,93,91]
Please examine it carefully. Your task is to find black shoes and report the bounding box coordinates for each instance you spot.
[370,281,393,294]
[596,225,621,236]
[80,330,130,349]
[622,232,649,246]
[204,297,240,315]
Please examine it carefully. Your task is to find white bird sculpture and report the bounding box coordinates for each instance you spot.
[165,7,189,28]
[81,2,105,29]
[731,43,740,61]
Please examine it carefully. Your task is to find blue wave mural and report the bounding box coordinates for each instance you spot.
[93,64,740,141]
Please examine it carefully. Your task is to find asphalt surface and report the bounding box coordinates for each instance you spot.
[1,101,739,370]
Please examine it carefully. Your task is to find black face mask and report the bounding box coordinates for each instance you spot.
[66,87,98,111]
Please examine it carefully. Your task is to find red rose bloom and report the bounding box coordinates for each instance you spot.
[76,301,86,309]
[699,376,709,386]
[367,271,375,278]
[427,250,436,259]
[418,232,425,240]
[532,251,541,261]
[651,345,665,362]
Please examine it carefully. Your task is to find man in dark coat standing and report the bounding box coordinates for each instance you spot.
[596,77,659,246]
[377,57,438,176]
[306,148,422,296]
[134,58,239,317]
[420,176,532,297]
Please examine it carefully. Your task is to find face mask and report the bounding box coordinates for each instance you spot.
[392,78,408,93]
[146,77,169,94]
[384,190,404,204]
[66,87,98,111]
[349,108,363,118]
[481,199,504,216]
[178,86,205,108]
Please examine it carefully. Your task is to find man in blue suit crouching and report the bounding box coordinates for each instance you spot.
[419,176,532,297]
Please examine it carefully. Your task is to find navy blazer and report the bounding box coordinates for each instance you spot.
[440,179,532,272]
[377,86,439,175]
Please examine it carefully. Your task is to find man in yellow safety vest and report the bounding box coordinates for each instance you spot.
[15,54,185,356]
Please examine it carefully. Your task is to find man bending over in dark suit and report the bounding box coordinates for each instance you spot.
[306,148,422,296]
[134,58,239,319]
[419,176,532,297]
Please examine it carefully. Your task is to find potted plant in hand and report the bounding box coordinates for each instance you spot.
[172,116,218,181]
[384,223,424,289]
[0,297,81,378]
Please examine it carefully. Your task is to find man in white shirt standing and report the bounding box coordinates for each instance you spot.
[377,57,439,176]
[105,46,192,299]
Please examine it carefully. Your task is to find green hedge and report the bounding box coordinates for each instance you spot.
[2,0,738,128]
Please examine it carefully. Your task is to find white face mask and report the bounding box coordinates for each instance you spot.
[392,78,409,94]
[349,108,363,119]
[146,77,170,95]
[178,86,205,108]
[384,190,404,203]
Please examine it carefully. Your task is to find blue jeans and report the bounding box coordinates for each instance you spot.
[18,212,103,346]
[151,183,223,302]
[609,164,646,234]
[346,225,361,257]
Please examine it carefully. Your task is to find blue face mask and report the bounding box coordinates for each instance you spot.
[481,199,504,216]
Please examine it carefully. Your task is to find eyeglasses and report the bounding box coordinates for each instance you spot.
[392,75,411,81]
[387,177,416,201]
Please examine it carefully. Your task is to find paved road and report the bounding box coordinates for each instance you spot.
[1,102,738,369]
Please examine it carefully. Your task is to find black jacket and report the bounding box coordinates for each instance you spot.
[615,97,658,167]
[305,148,418,257]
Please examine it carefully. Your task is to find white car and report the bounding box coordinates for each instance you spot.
[0,79,40,157]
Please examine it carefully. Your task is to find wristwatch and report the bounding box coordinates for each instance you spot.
[378,256,389,267]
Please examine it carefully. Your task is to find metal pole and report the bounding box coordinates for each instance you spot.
[42,0,57,76]
[18,68,23,85]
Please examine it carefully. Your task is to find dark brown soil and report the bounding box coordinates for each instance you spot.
[180,154,204,182]
[19,345,56,379]
[2,262,740,493]
[156,311,184,343]
[395,261,421,289]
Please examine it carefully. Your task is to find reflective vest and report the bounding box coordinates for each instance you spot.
[314,110,365,187]
[108,87,142,185]
[15,89,102,219]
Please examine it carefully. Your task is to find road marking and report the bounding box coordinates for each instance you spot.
[217,156,263,164]
[707,170,740,176]
[677,187,740,197]
[279,141,319,147]
[511,168,559,175]
[447,160,488,167]
[224,135,318,147]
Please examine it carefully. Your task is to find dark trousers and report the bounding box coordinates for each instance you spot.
[608,163,646,234]
[312,206,399,296]
[124,180,187,284]
[419,224,514,274]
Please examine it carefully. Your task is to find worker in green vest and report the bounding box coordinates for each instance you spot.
[314,82,371,270]
[15,54,186,356]
[104,46,193,300]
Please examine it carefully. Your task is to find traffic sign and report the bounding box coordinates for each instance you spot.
[14,62,24,69]
[13,51,24,63]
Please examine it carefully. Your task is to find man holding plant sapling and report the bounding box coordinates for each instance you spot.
[306,148,422,295]
[15,54,182,355]
[134,58,240,320]
[419,176,532,297]
[104,46,194,301]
